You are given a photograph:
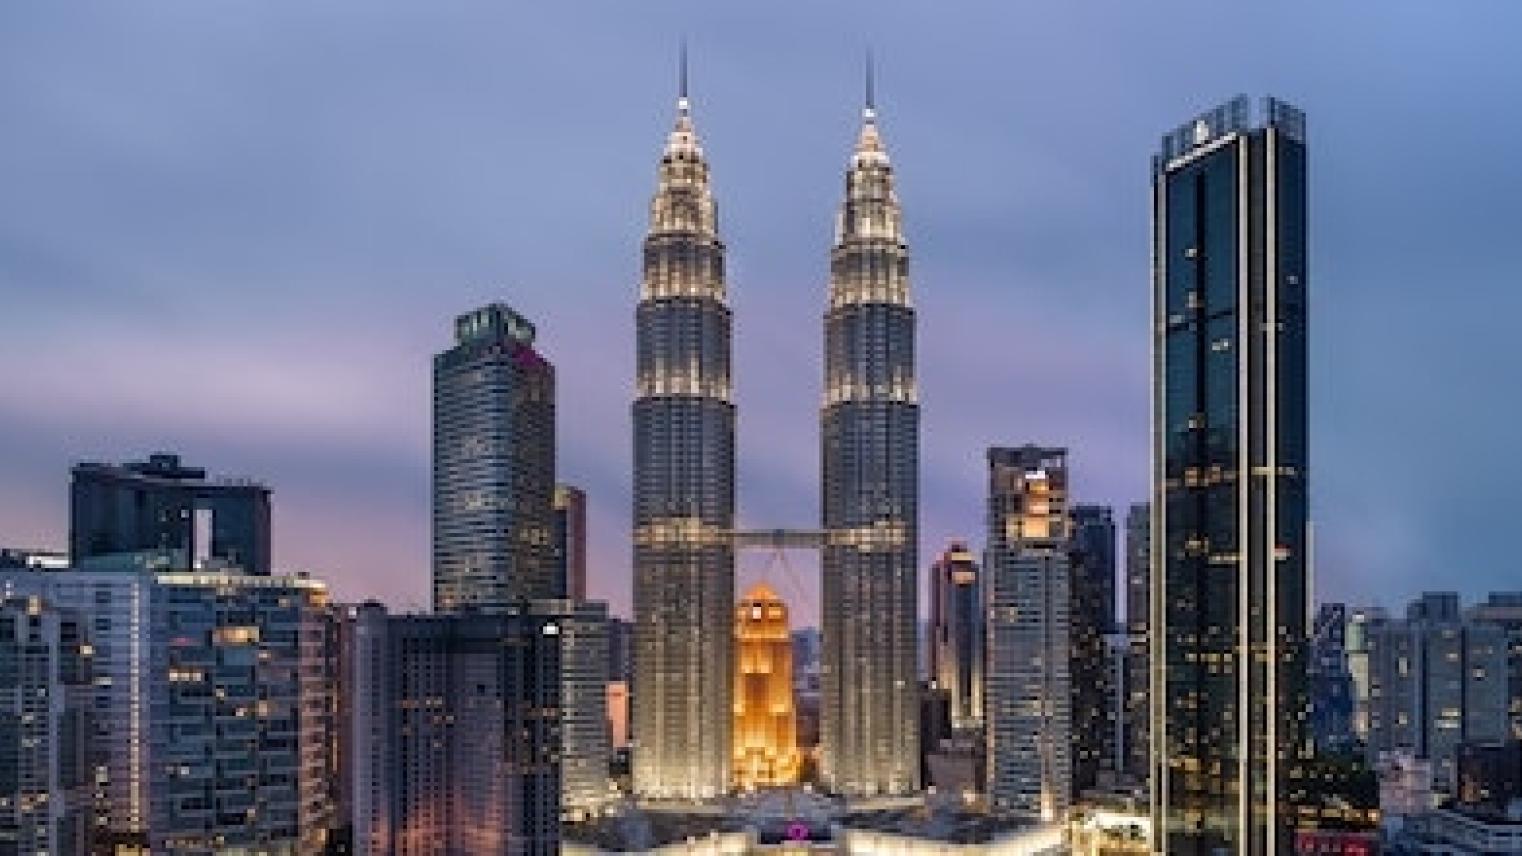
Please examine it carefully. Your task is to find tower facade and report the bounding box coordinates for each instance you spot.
[929,541,984,732]
[820,83,920,797]
[985,445,1071,820]
[432,303,558,611]
[1070,504,1117,795]
[631,72,735,800]
[1150,96,1309,853]
[733,584,801,790]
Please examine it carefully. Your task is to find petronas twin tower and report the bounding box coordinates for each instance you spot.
[632,58,919,801]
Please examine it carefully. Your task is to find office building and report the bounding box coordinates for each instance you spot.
[0,596,92,856]
[70,452,271,573]
[1122,502,1150,783]
[1344,605,1385,745]
[733,584,800,789]
[1150,96,1311,852]
[1309,604,1356,754]
[1070,504,1117,795]
[433,303,558,612]
[928,541,983,733]
[349,602,561,855]
[554,485,589,602]
[985,445,1071,820]
[631,59,736,801]
[820,68,920,798]
[1468,592,1522,741]
[1365,592,1509,792]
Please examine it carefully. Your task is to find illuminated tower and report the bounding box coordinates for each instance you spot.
[986,445,1071,820]
[631,52,735,800]
[820,61,920,797]
[1150,97,1309,853]
[733,584,801,790]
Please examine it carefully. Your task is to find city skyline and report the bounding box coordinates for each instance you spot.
[4,4,1521,623]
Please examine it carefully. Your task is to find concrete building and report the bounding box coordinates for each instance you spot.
[433,303,559,611]
[1070,504,1117,796]
[349,602,561,855]
[631,60,736,801]
[1150,96,1311,853]
[1345,605,1387,745]
[820,71,920,798]
[0,596,92,856]
[71,452,271,574]
[985,445,1071,820]
[1366,593,1510,792]
[928,542,983,733]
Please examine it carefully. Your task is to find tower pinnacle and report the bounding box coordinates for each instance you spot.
[864,49,876,121]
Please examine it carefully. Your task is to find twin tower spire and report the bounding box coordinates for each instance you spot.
[633,49,918,801]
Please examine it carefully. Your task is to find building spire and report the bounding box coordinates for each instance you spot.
[864,49,875,121]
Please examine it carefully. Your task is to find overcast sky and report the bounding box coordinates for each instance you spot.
[2,2,1519,623]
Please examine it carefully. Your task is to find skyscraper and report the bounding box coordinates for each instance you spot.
[1070,504,1117,795]
[631,59,735,800]
[0,596,92,856]
[820,66,920,798]
[929,541,984,733]
[1150,96,1310,853]
[1123,502,1150,782]
[1309,604,1356,754]
[733,584,801,790]
[553,484,589,602]
[432,303,558,611]
[985,445,1071,820]
[71,452,271,573]
[349,602,561,855]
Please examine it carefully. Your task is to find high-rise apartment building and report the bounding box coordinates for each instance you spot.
[1123,502,1150,782]
[820,74,920,799]
[432,303,558,611]
[1365,593,1509,792]
[349,602,561,855]
[631,62,736,801]
[2,565,334,853]
[0,596,92,856]
[733,584,801,790]
[1150,96,1310,853]
[70,452,271,573]
[929,542,984,733]
[553,484,588,602]
[986,445,1071,820]
[1070,504,1117,795]
[1344,605,1386,745]
[539,598,611,819]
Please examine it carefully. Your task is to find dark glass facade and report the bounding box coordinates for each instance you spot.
[70,453,271,574]
[1151,96,1309,854]
[1070,503,1117,796]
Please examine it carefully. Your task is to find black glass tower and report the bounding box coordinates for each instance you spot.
[1150,96,1309,854]
[70,453,271,573]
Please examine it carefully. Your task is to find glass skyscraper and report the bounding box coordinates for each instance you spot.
[928,542,983,733]
[1150,96,1309,854]
[432,303,558,611]
[820,78,920,798]
[1070,503,1117,796]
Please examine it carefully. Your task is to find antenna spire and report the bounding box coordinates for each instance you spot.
[679,39,689,103]
[864,49,876,117]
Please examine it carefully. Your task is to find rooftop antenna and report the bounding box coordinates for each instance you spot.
[678,39,689,104]
[864,48,876,117]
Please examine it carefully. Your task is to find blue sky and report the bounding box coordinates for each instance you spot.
[2,2,1519,622]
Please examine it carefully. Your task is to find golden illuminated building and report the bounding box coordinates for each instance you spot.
[733,583,801,788]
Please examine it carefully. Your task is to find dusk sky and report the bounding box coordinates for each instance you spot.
[2,3,1519,623]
